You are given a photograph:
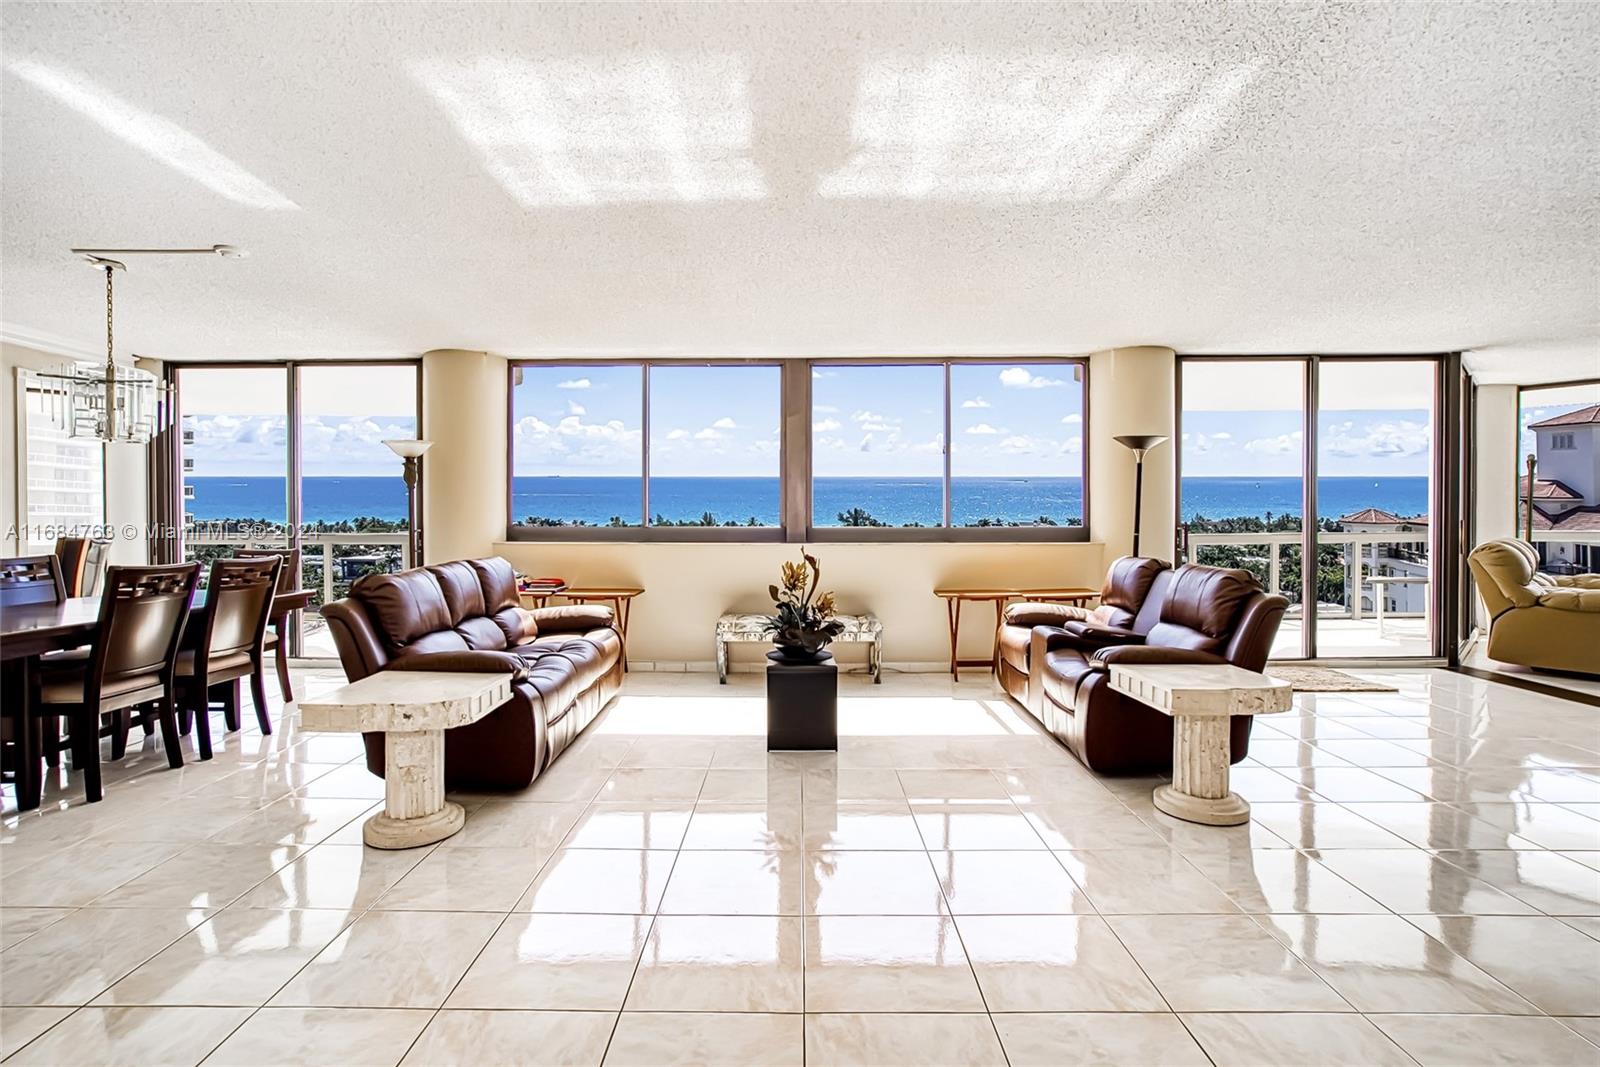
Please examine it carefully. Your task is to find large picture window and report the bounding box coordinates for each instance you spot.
[18,380,106,552]
[509,358,1089,541]
[1516,379,1600,579]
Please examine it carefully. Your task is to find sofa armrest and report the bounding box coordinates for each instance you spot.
[1061,621,1146,648]
[1091,646,1230,667]
[530,604,616,633]
[1004,602,1090,628]
[1537,587,1600,612]
[391,649,528,681]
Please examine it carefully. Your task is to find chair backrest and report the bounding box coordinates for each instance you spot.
[235,547,301,593]
[0,555,66,607]
[1468,538,1542,615]
[1096,556,1170,629]
[198,556,281,671]
[1146,564,1266,655]
[87,563,200,706]
[55,537,111,597]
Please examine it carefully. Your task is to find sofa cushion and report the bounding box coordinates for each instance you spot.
[430,561,488,623]
[1146,565,1258,652]
[352,568,453,652]
[1041,648,1096,711]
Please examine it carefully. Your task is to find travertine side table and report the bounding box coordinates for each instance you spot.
[299,670,514,848]
[1107,662,1291,826]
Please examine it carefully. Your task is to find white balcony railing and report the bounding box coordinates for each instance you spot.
[1185,530,1430,620]
[186,530,410,609]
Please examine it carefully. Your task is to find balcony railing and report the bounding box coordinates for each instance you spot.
[186,530,410,612]
[1185,530,1430,620]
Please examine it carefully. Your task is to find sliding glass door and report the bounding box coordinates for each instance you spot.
[1179,355,1446,660]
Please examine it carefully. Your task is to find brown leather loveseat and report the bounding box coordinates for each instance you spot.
[322,556,623,790]
[1027,564,1287,774]
[996,556,1170,711]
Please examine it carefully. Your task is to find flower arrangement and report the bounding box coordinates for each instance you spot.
[763,548,845,661]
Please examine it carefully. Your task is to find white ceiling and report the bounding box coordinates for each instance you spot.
[2,2,1597,383]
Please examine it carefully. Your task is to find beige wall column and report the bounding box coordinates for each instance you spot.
[1471,384,1520,629]
[1089,346,1177,568]
[421,349,506,564]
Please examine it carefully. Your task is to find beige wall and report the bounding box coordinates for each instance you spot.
[413,345,1180,668]
[420,348,507,564]
[2,340,148,563]
[1471,384,1520,629]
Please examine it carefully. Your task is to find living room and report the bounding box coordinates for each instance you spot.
[2,4,1598,1066]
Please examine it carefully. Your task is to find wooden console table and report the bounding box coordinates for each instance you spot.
[1107,662,1291,825]
[933,586,1096,680]
[563,586,643,669]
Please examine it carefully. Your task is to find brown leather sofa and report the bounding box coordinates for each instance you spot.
[322,556,623,791]
[1027,564,1287,774]
[996,556,1170,710]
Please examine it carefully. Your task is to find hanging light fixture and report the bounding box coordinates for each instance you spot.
[35,245,241,445]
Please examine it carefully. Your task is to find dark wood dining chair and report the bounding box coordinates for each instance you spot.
[0,555,67,607]
[235,547,300,703]
[55,537,111,597]
[178,556,282,759]
[29,562,200,804]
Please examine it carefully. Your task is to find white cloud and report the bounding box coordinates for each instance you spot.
[1000,367,1065,390]
[815,404,839,414]
[1211,431,1232,440]
[997,435,1035,453]
[567,400,586,416]
[852,410,898,433]
[1243,430,1303,455]
[961,396,991,409]
[858,434,873,452]
[1062,436,1083,454]
[814,418,842,433]
[665,428,690,441]
[557,378,591,390]
[965,423,1001,435]
[1323,419,1430,459]
[1061,413,1082,424]
[693,427,724,441]
[711,416,737,430]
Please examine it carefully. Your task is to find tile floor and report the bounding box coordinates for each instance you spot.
[2,667,1598,1065]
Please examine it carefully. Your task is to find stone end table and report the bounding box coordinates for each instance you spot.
[1108,662,1291,826]
[299,670,514,848]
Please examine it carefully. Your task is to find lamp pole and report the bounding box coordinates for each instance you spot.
[1113,434,1169,559]
[384,440,433,568]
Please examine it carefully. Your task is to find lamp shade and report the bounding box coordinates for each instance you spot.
[1113,434,1169,452]
[383,439,433,459]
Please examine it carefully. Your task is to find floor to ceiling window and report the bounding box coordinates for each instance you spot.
[1517,379,1600,579]
[16,377,106,553]
[1179,355,1445,659]
[176,361,420,658]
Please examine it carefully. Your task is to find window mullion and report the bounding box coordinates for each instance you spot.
[943,361,953,528]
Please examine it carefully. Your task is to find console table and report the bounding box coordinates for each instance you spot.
[299,670,514,848]
[933,586,1096,680]
[1107,662,1291,826]
[563,586,644,669]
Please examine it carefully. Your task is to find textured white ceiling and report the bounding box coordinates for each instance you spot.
[1,2,1596,382]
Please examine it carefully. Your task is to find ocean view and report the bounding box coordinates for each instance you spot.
[185,475,1431,527]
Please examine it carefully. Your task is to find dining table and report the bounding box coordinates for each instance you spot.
[1,587,313,811]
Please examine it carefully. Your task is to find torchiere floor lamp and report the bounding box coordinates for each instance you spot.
[1113,434,1169,558]
[384,439,432,567]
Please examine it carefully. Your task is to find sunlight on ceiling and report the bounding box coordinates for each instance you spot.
[820,54,1256,202]
[6,58,300,211]
[413,54,767,206]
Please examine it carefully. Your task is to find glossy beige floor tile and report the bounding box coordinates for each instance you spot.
[992,1012,1208,1066]
[594,768,707,803]
[803,850,947,915]
[204,1005,433,1066]
[0,1007,73,1060]
[3,1005,250,1066]
[1182,1012,1414,1067]
[517,849,675,914]
[0,908,71,951]
[95,908,351,1006]
[956,914,1165,1012]
[896,769,1012,800]
[271,909,501,1008]
[1258,914,1538,1014]
[0,841,188,907]
[1247,802,1411,849]
[560,802,694,850]
[444,800,584,849]
[446,912,650,1010]
[911,801,1049,850]
[1181,848,1387,913]
[616,738,718,768]
[1,907,209,1006]
[1405,914,1600,1014]
[803,915,983,1012]
[91,843,304,909]
[802,767,906,802]
[1017,802,1170,850]
[605,1011,803,1066]
[1339,802,1542,850]
[402,1009,616,1066]
[205,797,376,847]
[682,802,803,851]
[658,849,803,915]
[1452,802,1600,850]
[1054,848,1241,914]
[1109,914,1352,1012]
[802,800,924,850]
[805,1013,1005,1067]
[1437,848,1600,915]
[931,850,1094,915]
[626,914,803,1012]
[698,768,802,804]
[1370,1013,1600,1066]
[372,845,550,911]
[231,843,424,911]
[1309,849,1540,915]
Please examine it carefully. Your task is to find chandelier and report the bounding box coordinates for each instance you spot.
[35,245,240,445]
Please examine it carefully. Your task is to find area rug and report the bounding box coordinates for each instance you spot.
[1267,665,1399,693]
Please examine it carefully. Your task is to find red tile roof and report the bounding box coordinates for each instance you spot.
[1528,403,1600,429]
[1520,503,1600,532]
[1339,507,1403,523]
[1519,477,1582,500]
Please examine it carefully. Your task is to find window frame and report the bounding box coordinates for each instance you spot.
[505,356,1091,544]
[15,374,109,551]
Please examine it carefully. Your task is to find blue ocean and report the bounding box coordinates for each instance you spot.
[186,476,1430,527]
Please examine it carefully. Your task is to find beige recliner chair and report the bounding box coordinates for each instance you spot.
[1468,538,1600,676]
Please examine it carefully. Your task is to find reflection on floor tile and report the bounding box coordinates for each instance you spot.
[3,1005,250,1066]
[1182,1012,1414,1067]
[1370,1013,1600,1066]
[402,1009,616,1066]
[806,1013,1005,1067]
[205,1005,432,1066]
[606,1012,803,1066]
